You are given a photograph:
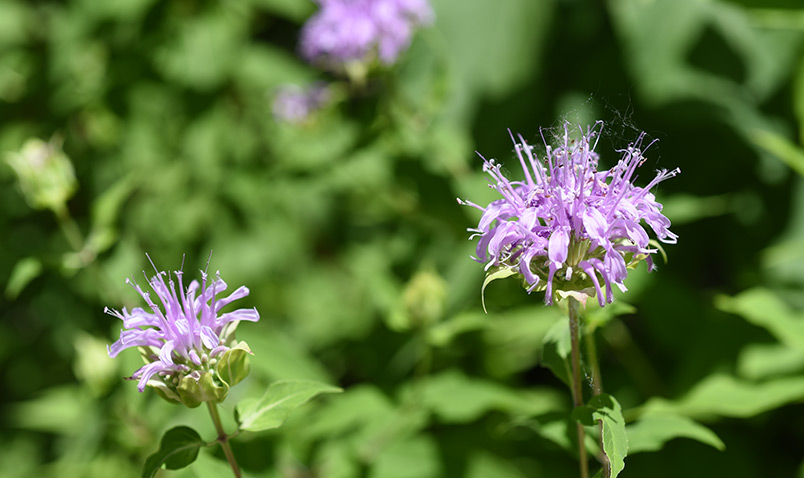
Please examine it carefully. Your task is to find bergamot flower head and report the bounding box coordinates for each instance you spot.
[458,121,679,308]
[106,255,260,407]
[299,0,433,72]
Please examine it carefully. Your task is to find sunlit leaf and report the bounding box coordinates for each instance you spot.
[638,374,804,419]
[716,288,804,347]
[236,380,342,432]
[737,342,804,380]
[5,256,42,300]
[627,413,725,454]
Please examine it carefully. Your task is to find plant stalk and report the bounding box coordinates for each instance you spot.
[207,402,241,478]
[568,296,589,478]
[586,327,610,478]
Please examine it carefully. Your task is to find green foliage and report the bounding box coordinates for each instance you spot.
[627,413,725,454]
[142,426,205,478]
[4,0,804,476]
[236,380,342,432]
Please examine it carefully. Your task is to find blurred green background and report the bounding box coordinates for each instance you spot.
[3,0,804,476]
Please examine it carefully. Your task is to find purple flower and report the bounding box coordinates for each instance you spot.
[272,83,331,124]
[300,0,433,68]
[458,122,679,307]
[106,257,259,398]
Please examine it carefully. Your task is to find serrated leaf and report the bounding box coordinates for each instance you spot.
[142,426,205,478]
[236,380,342,432]
[627,413,725,454]
[481,267,517,313]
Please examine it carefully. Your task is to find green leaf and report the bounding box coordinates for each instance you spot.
[142,426,205,478]
[737,342,804,380]
[749,128,804,178]
[716,288,804,347]
[575,394,628,477]
[627,413,725,454]
[235,380,342,432]
[481,266,518,313]
[596,394,628,478]
[638,373,804,419]
[5,256,42,299]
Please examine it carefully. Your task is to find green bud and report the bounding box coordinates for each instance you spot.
[216,341,252,388]
[177,372,229,408]
[5,137,77,212]
[389,267,448,331]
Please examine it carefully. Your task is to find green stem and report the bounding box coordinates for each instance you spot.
[568,296,589,478]
[207,402,241,478]
[53,204,85,255]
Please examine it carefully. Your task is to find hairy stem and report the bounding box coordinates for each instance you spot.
[207,402,241,478]
[568,296,589,478]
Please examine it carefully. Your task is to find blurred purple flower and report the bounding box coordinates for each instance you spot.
[272,83,331,124]
[300,0,433,68]
[106,257,259,392]
[459,122,679,307]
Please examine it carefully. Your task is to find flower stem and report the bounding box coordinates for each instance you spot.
[586,327,610,478]
[207,402,241,478]
[568,296,589,478]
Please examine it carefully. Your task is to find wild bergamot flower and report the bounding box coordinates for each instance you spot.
[300,0,433,70]
[106,256,259,407]
[458,122,678,307]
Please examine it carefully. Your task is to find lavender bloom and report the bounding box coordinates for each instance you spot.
[300,0,433,68]
[272,83,331,124]
[106,257,259,400]
[458,122,679,307]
